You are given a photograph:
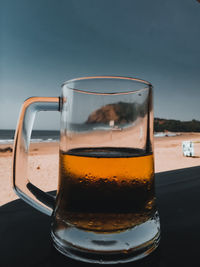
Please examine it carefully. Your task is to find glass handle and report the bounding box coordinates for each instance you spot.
[12,97,60,216]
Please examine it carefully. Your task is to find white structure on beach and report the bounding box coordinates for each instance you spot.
[182,141,194,157]
[182,141,200,157]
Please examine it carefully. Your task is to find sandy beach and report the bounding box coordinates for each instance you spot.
[0,132,200,206]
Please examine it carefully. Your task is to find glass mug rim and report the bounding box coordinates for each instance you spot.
[61,75,152,95]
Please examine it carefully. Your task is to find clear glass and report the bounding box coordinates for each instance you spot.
[52,76,160,264]
[13,97,59,215]
[13,77,160,264]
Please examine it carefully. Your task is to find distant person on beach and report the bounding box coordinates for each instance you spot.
[0,147,13,153]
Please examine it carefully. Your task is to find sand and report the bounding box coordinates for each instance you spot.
[0,132,200,206]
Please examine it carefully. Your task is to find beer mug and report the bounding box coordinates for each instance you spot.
[13,76,160,264]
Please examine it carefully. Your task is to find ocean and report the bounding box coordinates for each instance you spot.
[0,127,179,145]
[0,130,60,145]
[0,123,120,144]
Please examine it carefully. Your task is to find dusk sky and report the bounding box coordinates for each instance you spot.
[1,0,200,130]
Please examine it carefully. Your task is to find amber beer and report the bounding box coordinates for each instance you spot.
[56,147,155,232]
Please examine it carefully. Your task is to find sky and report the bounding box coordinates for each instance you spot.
[1,0,200,130]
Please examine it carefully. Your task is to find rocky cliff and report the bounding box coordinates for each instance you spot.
[86,102,145,124]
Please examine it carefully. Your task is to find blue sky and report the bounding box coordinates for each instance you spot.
[1,0,200,129]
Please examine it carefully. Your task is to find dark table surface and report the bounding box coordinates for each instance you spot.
[1,166,200,267]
